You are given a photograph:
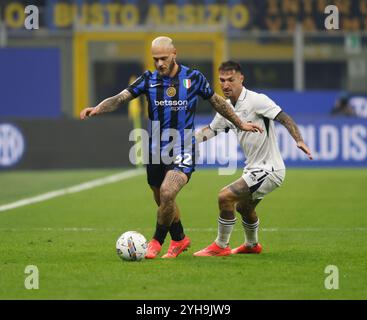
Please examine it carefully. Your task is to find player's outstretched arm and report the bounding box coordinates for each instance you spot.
[195,126,217,143]
[209,93,263,133]
[80,89,134,120]
[275,111,313,160]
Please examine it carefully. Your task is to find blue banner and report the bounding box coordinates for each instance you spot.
[0,48,61,118]
[195,116,367,168]
[261,90,338,116]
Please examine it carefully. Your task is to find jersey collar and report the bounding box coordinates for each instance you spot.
[238,87,248,102]
[228,87,247,108]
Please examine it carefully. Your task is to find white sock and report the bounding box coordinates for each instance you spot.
[242,218,259,247]
[215,217,236,248]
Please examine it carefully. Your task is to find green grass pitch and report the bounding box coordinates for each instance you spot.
[0,168,366,300]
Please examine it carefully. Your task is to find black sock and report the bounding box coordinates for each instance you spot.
[169,220,185,241]
[153,223,169,245]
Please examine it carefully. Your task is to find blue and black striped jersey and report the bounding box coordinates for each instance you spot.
[127,64,214,162]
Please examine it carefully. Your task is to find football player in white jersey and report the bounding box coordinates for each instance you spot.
[193,61,313,256]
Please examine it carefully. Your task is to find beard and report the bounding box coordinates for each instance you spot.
[158,58,175,76]
[167,58,175,74]
[223,90,231,98]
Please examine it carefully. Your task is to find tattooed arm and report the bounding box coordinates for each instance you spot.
[275,111,313,160]
[80,89,133,119]
[209,93,263,133]
[195,126,217,143]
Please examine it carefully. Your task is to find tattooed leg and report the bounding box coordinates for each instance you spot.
[218,179,261,247]
[236,198,262,247]
[157,170,188,226]
[236,200,261,224]
[150,185,181,222]
[150,186,161,206]
[214,178,254,248]
[218,177,260,220]
[172,203,181,223]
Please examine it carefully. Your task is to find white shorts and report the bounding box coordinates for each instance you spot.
[242,168,286,200]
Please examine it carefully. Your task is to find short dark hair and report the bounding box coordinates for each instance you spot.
[218,61,244,75]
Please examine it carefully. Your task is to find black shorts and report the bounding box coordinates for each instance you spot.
[146,163,195,188]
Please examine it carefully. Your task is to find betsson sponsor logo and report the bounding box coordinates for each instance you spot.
[154,100,188,111]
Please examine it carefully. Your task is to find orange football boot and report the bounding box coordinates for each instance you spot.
[161,236,191,259]
[231,243,262,254]
[193,242,231,257]
[145,239,162,259]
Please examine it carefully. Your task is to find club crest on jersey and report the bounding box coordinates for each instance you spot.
[166,86,176,97]
[183,79,191,89]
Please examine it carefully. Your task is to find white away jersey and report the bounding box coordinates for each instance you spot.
[209,87,285,172]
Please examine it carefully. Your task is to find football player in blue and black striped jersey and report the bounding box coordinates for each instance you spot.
[80,36,263,259]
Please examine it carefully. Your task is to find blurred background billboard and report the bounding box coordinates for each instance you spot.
[0,0,366,169]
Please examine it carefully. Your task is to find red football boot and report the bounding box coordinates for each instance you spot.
[231,243,262,254]
[161,236,191,259]
[145,239,162,259]
[193,242,231,257]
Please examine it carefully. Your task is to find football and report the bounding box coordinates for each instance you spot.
[116,231,148,261]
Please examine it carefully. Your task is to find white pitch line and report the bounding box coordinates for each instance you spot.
[0,168,145,213]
